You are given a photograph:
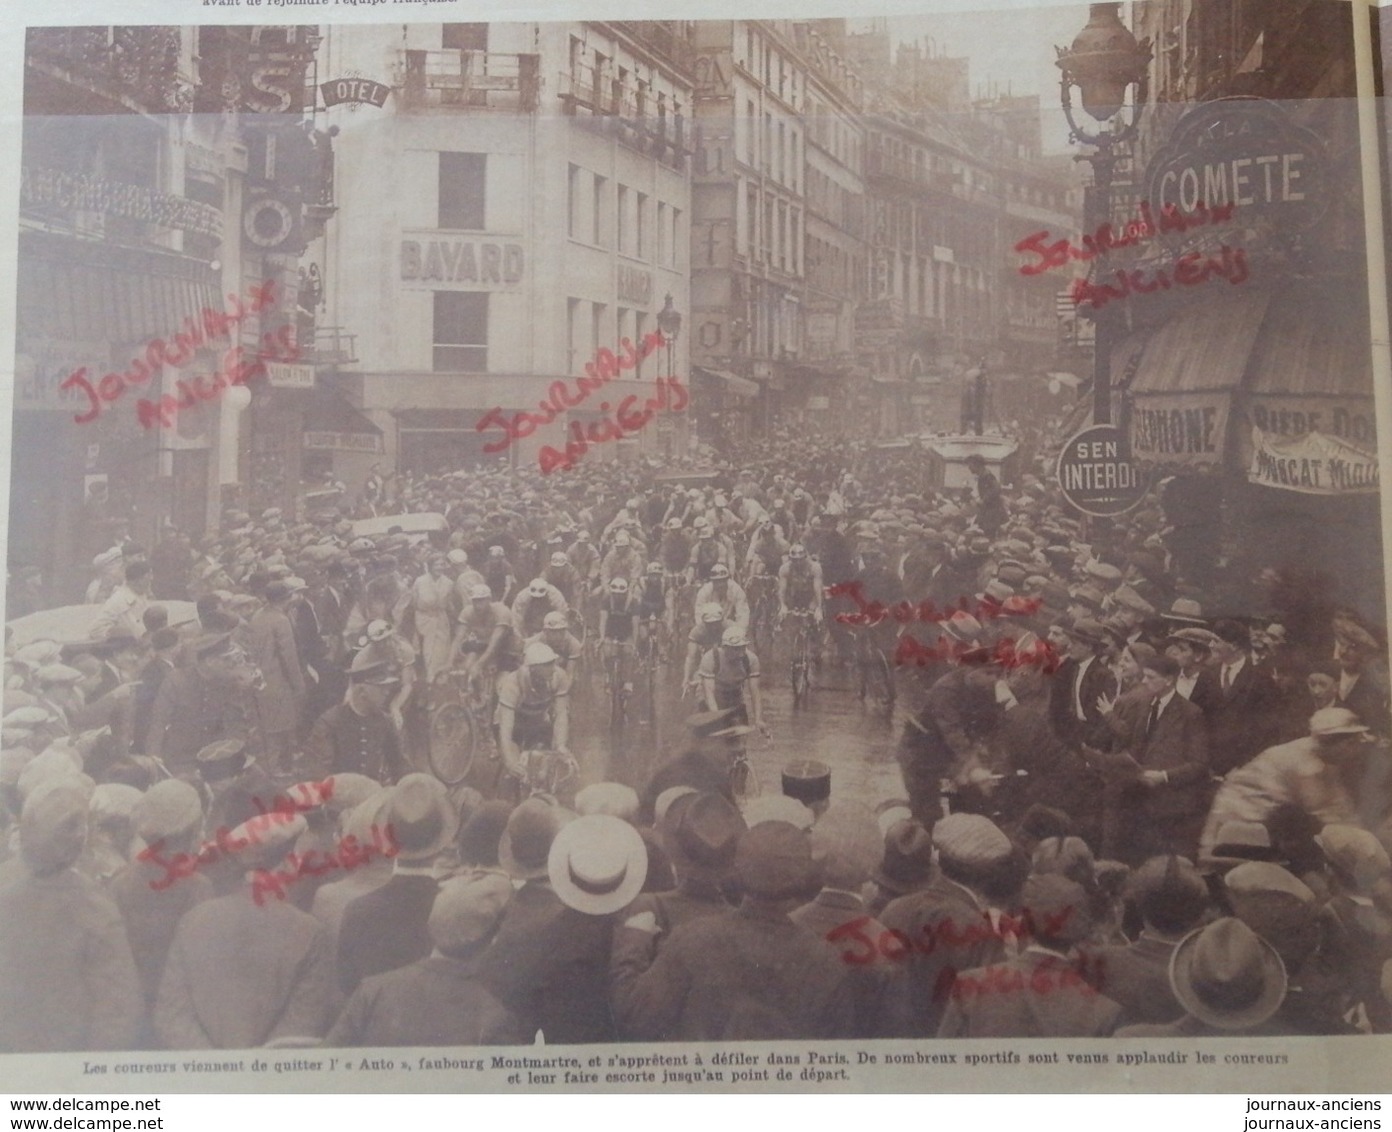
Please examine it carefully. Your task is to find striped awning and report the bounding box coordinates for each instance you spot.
[16,229,220,349]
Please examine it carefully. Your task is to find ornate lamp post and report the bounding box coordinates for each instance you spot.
[656,293,683,380]
[1056,3,1151,425]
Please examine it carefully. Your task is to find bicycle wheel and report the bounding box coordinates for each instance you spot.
[428,703,476,786]
[792,632,812,706]
[865,647,896,710]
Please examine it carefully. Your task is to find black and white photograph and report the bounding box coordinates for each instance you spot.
[1,0,1391,1092]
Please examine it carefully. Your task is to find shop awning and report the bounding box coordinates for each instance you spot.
[16,230,220,348]
[303,391,382,454]
[692,366,759,397]
[1124,287,1378,494]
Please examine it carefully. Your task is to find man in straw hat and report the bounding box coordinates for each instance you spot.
[328,873,525,1047]
[620,821,855,1040]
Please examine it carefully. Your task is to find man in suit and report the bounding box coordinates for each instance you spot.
[1333,629,1390,739]
[154,812,337,1048]
[336,775,456,995]
[1194,619,1278,775]
[1085,855,1211,1026]
[1048,617,1119,750]
[1101,655,1211,863]
[878,814,1015,1037]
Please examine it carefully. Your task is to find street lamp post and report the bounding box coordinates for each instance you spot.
[1055,3,1151,426]
[657,293,683,381]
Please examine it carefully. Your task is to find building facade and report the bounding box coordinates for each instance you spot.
[316,21,695,483]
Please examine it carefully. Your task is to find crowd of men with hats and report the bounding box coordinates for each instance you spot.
[2,422,1391,1047]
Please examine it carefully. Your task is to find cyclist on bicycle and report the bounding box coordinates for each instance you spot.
[697,626,766,738]
[745,517,788,577]
[778,543,825,627]
[598,576,639,695]
[449,582,521,697]
[525,610,584,675]
[687,522,732,584]
[694,563,750,635]
[512,577,568,640]
[600,531,644,594]
[566,529,601,591]
[542,551,582,606]
[496,641,572,783]
[482,545,517,605]
[636,561,668,644]
[658,517,692,579]
[683,602,728,691]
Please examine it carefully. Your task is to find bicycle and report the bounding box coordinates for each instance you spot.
[746,571,779,660]
[427,667,489,786]
[604,642,634,743]
[783,609,818,708]
[855,629,897,712]
[636,614,668,729]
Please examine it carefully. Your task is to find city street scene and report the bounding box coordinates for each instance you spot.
[3,0,1391,1056]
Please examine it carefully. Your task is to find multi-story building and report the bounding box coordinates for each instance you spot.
[14,26,323,598]
[316,21,695,480]
[1114,0,1381,611]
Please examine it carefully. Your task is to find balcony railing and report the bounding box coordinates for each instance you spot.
[398,51,540,113]
[557,68,689,169]
[865,150,930,191]
[608,22,697,74]
[303,326,358,368]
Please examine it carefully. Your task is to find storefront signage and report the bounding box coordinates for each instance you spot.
[400,238,524,286]
[1145,99,1326,232]
[1247,426,1378,494]
[266,362,315,389]
[320,76,391,108]
[1129,395,1230,466]
[616,264,653,306]
[21,166,223,239]
[304,431,383,453]
[1056,424,1148,517]
[15,340,110,413]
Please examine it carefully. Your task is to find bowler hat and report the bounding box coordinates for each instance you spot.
[385,774,459,861]
[499,798,570,880]
[662,791,745,881]
[429,873,513,955]
[873,819,935,895]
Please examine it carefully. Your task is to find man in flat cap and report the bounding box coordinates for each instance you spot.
[937,873,1122,1038]
[880,813,1015,1037]
[328,873,524,1046]
[154,810,338,1048]
[0,780,142,1052]
[620,821,856,1040]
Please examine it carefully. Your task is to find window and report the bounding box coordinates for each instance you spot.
[592,174,606,245]
[636,192,648,259]
[567,298,581,373]
[635,311,649,378]
[671,207,682,268]
[617,185,629,253]
[591,302,607,358]
[568,164,581,239]
[657,201,668,264]
[438,153,486,230]
[442,23,488,51]
[616,307,631,364]
[433,292,488,372]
